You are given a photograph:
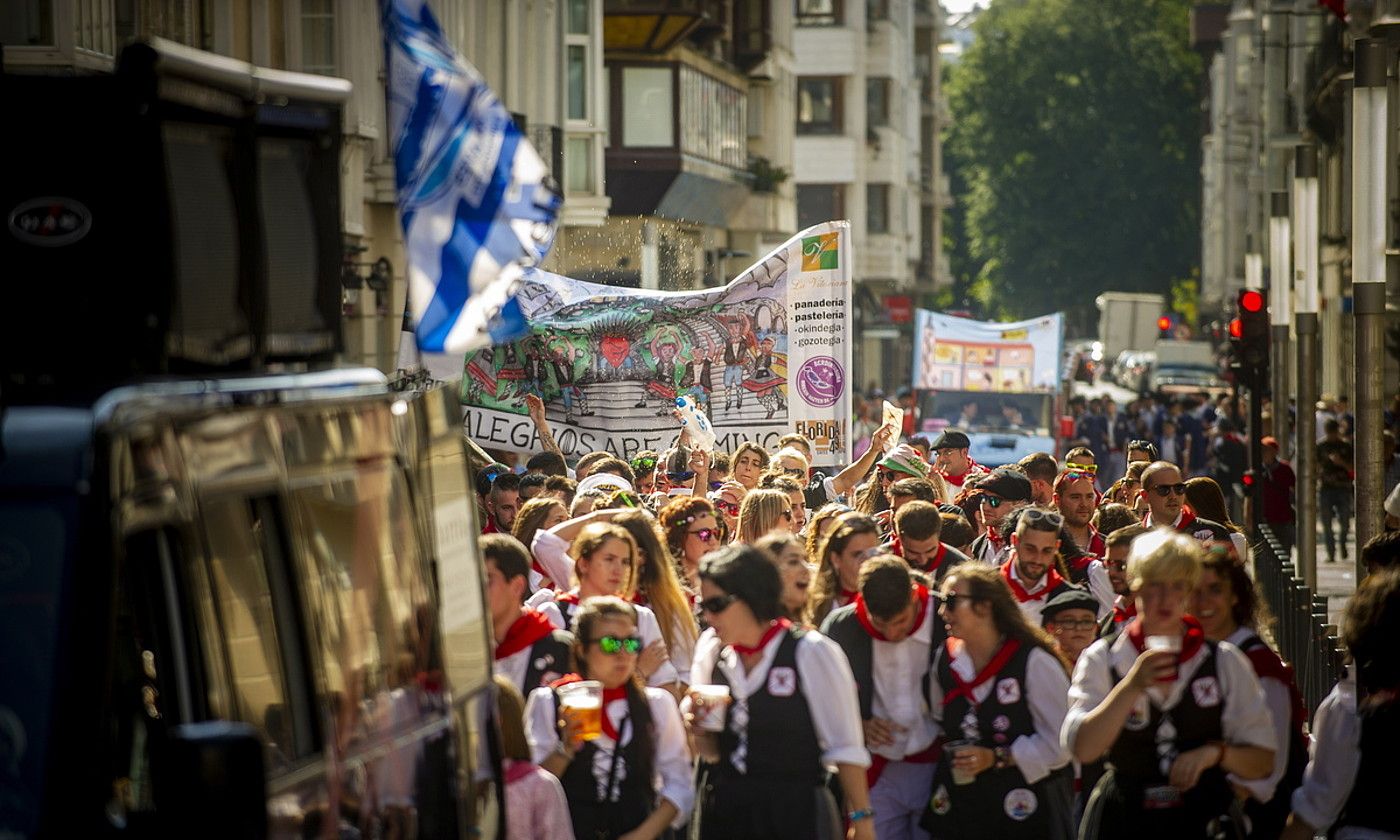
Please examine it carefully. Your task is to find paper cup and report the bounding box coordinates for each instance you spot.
[1146,635,1182,682]
[691,684,731,732]
[557,680,604,740]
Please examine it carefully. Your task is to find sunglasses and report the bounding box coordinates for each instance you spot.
[667,470,696,483]
[782,467,807,478]
[1148,482,1188,497]
[709,481,725,491]
[689,528,720,543]
[978,494,1007,508]
[940,592,974,611]
[631,456,658,471]
[699,594,738,614]
[1063,470,1096,483]
[714,499,740,516]
[1022,508,1064,529]
[1065,462,1097,474]
[591,635,644,655]
[879,468,900,481]
[1050,618,1098,631]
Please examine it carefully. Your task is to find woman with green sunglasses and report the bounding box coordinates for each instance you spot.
[526,596,694,839]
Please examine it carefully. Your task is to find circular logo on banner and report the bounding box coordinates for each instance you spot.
[796,356,844,407]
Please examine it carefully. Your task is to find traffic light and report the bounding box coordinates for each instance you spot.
[1158,315,1172,338]
[1230,289,1269,385]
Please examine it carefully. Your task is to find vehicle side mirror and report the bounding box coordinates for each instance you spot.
[155,721,267,839]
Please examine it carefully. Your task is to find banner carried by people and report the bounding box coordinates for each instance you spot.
[913,309,1064,393]
[458,221,854,466]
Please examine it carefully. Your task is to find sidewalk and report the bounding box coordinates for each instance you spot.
[1308,526,1359,631]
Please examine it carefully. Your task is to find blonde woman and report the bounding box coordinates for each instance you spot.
[1064,529,1275,839]
[512,496,570,590]
[803,511,881,627]
[735,488,795,544]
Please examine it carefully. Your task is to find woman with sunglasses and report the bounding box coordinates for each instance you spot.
[752,533,813,623]
[660,496,722,596]
[687,545,874,840]
[528,521,682,692]
[613,510,701,691]
[922,564,1074,839]
[1192,549,1305,839]
[1064,530,1274,840]
[709,481,746,540]
[631,451,660,495]
[805,512,882,627]
[736,488,796,544]
[526,596,693,839]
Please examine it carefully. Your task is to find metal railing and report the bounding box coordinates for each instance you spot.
[1253,524,1346,716]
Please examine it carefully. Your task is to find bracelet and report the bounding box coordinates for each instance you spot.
[847,808,876,823]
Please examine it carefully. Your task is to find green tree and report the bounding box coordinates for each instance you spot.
[945,0,1201,334]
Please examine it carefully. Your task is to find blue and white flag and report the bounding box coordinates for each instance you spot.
[382,0,561,354]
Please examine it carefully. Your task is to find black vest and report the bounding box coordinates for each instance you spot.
[521,630,574,693]
[923,642,1073,838]
[820,600,945,721]
[710,627,824,783]
[1336,692,1400,834]
[556,686,655,840]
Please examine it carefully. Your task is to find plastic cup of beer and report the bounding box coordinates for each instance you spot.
[691,684,731,732]
[944,739,977,785]
[558,680,604,741]
[1146,635,1182,682]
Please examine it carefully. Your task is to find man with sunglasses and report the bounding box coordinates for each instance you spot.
[1096,524,1147,636]
[1000,507,1078,625]
[1138,461,1230,543]
[966,467,1033,565]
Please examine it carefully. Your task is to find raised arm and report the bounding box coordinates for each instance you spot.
[830,424,895,498]
[525,394,563,457]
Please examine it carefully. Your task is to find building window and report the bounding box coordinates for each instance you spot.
[796,0,842,26]
[798,184,845,229]
[567,0,590,34]
[680,66,747,168]
[567,45,588,120]
[300,0,336,76]
[565,0,606,203]
[797,77,842,135]
[867,183,889,234]
[1,1,54,47]
[622,66,674,147]
[866,77,890,128]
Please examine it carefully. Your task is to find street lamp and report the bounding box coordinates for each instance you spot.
[1351,38,1388,558]
[1268,192,1291,446]
[1293,144,1320,588]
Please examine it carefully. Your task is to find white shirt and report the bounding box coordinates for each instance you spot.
[1084,560,1114,618]
[925,643,1071,784]
[529,530,578,595]
[1288,671,1396,839]
[527,590,681,688]
[869,598,940,760]
[690,626,870,769]
[1225,627,1291,805]
[524,685,695,829]
[1062,631,1275,766]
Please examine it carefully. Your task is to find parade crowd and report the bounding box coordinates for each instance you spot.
[475,393,1400,840]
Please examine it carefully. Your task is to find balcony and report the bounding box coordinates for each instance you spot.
[603,0,709,53]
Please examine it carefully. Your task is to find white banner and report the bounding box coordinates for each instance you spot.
[457,222,855,467]
[913,310,1064,392]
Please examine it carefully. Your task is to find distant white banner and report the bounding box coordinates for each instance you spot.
[913,310,1064,392]
[458,222,855,466]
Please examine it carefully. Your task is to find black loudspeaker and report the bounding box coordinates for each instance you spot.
[0,39,347,404]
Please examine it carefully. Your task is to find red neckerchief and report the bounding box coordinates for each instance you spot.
[732,618,791,656]
[504,758,538,784]
[495,609,555,660]
[940,459,984,488]
[1112,597,1137,625]
[631,589,649,607]
[941,636,1022,707]
[1142,506,1197,532]
[838,588,858,607]
[1087,526,1106,559]
[985,526,1005,552]
[556,590,581,605]
[601,686,629,740]
[1000,558,1065,603]
[855,584,930,641]
[888,534,903,557]
[531,560,555,590]
[481,517,500,535]
[924,542,949,574]
[1125,615,1206,665]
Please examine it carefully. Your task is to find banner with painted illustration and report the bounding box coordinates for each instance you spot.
[456,221,854,466]
[913,309,1064,392]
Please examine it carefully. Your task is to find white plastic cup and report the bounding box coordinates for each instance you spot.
[1146,635,1182,682]
[691,684,731,732]
[944,739,977,785]
[557,680,604,740]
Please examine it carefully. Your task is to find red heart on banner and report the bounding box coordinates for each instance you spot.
[601,335,631,368]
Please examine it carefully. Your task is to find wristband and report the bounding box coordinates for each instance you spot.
[848,808,875,822]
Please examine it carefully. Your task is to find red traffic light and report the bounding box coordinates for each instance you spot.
[1228,318,1243,339]
[1239,289,1265,313]
[1157,316,1172,331]
[1242,472,1255,488]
